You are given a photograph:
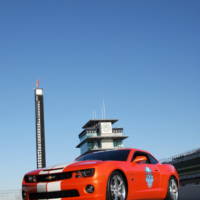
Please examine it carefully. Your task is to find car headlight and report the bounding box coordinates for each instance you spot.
[75,168,95,178]
[24,175,37,183]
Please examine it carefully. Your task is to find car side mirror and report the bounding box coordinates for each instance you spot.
[133,156,147,164]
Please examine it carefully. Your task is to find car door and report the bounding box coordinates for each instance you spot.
[129,151,161,200]
[129,152,150,199]
[144,153,162,199]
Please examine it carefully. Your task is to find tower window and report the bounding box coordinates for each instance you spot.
[113,140,122,147]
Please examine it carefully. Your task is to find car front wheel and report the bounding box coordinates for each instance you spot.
[106,171,127,200]
[165,177,179,200]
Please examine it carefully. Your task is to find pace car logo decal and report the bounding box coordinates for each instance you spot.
[145,167,154,188]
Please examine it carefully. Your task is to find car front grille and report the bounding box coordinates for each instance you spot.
[25,172,72,183]
[38,172,72,182]
[29,190,80,199]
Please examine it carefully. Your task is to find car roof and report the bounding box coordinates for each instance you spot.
[75,148,152,161]
[114,148,151,154]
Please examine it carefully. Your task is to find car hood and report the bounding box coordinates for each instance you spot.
[27,160,104,175]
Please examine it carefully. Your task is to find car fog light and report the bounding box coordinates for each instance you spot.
[86,184,95,193]
[22,190,26,200]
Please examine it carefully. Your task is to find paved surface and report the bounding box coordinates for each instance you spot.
[179,185,200,200]
[0,185,199,200]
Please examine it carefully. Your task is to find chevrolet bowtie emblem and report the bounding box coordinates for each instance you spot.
[46,175,56,181]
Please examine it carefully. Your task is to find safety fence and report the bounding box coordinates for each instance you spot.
[0,190,22,200]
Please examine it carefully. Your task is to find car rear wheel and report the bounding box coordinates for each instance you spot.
[106,171,127,200]
[165,177,179,200]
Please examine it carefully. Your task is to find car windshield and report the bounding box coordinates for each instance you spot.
[76,150,130,161]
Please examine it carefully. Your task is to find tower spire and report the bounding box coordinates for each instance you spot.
[102,99,106,119]
[36,80,40,88]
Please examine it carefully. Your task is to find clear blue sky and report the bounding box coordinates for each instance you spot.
[0,0,200,190]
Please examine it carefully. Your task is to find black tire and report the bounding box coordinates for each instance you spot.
[106,171,127,200]
[165,177,179,200]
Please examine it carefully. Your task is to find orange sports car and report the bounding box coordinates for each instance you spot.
[22,148,179,200]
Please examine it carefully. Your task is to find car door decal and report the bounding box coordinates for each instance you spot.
[145,167,154,188]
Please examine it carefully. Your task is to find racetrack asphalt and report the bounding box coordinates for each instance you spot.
[179,185,200,200]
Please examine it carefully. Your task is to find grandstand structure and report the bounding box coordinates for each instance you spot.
[162,148,200,185]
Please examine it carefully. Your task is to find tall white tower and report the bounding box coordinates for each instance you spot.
[35,80,46,169]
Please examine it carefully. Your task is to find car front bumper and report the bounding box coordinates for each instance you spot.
[22,176,106,200]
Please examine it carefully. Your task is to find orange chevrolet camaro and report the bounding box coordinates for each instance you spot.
[22,148,179,200]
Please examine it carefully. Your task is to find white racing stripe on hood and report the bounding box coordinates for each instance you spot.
[49,169,63,174]
[38,198,48,200]
[54,164,68,168]
[47,199,60,200]
[39,171,49,175]
[75,161,99,165]
[38,163,70,174]
[48,163,70,169]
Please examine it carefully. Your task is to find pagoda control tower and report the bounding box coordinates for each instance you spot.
[76,119,128,155]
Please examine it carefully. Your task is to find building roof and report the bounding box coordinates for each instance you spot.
[82,119,118,129]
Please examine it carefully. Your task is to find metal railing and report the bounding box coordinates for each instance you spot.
[161,147,200,164]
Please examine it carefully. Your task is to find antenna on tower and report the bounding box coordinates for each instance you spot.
[94,111,97,119]
[92,111,97,119]
[36,80,40,88]
[101,99,106,119]
[92,111,95,119]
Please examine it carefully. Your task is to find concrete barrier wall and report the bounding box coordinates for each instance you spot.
[0,190,22,200]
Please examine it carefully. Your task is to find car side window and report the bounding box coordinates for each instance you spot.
[132,151,150,164]
[147,153,159,164]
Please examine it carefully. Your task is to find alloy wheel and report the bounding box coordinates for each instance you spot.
[110,174,126,200]
[169,178,179,200]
